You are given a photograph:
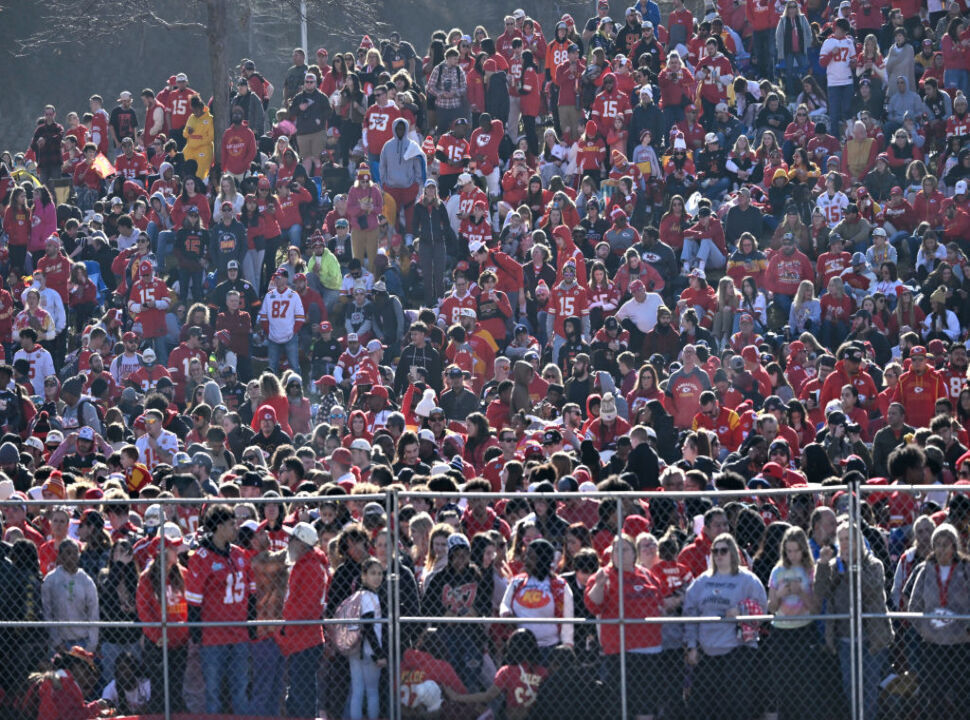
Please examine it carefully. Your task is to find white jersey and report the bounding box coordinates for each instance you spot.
[135,429,179,471]
[258,287,305,343]
[110,352,143,384]
[820,37,855,87]
[14,346,55,396]
[816,191,849,228]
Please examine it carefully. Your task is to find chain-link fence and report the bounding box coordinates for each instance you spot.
[3,485,970,720]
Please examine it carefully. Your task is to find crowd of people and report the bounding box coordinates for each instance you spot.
[3,0,970,717]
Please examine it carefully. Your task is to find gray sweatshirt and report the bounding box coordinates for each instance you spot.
[42,566,99,650]
[379,118,427,189]
[683,568,767,656]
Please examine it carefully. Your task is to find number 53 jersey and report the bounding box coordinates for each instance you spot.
[185,541,255,646]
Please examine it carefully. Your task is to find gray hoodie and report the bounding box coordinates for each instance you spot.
[683,568,767,655]
[886,80,929,124]
[379,118,427,189]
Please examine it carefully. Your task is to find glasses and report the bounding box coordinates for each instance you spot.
[430,415,445,422]
[796,112,806,117]
[500,436,516,443]
[712,547,730,555]
[543,373,556,380]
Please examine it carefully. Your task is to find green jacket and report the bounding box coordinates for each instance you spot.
[307,249,342,291]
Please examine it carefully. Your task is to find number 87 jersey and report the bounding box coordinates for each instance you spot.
[185,543,254,646]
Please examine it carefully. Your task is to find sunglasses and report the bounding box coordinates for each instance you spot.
[500,437,516,443]
[712,547,730,555]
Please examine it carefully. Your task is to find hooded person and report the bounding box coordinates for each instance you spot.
[379,118,427,238]
[511,360,536,416]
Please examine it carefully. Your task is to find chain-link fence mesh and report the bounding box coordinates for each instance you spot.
[3,486,970,719]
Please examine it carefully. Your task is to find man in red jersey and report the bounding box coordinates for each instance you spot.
[546,261,590,366]
[114,137,149,185]
[893,346,945,430]
[166,72,196,149]
[167,326,209,403]
[363,84,402,183]
[186,504,254,715]
[692,390,743,454]
[127,260,171,359]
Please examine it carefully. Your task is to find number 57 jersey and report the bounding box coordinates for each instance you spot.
[185,541,254,646]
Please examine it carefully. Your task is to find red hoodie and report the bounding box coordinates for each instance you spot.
[222,122,257,175]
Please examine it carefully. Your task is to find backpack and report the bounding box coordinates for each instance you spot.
[328,590,364,656]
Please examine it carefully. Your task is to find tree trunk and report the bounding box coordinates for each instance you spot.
[206,0,230,165]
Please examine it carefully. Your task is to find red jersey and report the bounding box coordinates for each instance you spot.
[400,649,467,710]
[438,291,478,327]
[555,62,585,110]
[469,119,504,174]
[691,406,743,451]
[456,186,489,219]
[666,366,712,428]
[167,343,208,400]
[941,365,969,402]
[90,110,110,155]
[364,103,402,155]
[946,114,970,140]
[696,53,733,103]
[185,542,254,646]
[548,282,589,338]
[574,136,607,173]
[129,365,172,393]
[128,277,171,339]
[892,367,945,429]
[494,663,548,711]
[591,86,633,136]
[115,151,149,182]
[436,134,469,176]
[35,253,71,303]
[167,87,197,130]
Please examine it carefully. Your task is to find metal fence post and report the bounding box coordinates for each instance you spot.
[387,489,401,720]
[617,497,627,720]
[159,521,171,720]
[848,485,863,720]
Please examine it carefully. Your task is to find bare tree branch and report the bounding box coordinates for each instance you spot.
[145,8,206,32]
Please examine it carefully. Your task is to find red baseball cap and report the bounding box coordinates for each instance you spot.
[123,331,137,341]
[369,385,389,400]
[330,447,353,466]
[319,321,332,332]
[315,374,337,387]
[762,462,785,481]
[789,340,806,353]
[139,260,153,276]
[910,346,928,357]
[741,345,759,363]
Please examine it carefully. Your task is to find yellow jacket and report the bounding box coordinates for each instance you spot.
[184,109,214,179]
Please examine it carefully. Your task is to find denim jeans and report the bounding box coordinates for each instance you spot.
[827,84,854,136]
[838,638,886,720]
[200,642,250,714]
[250,638,285,716]
[681,237,726,269]
[268,336,300,373]
[284,223,302,248]
[551,333,567,366]
[944,68,969,95]
[156,230,175,268]
[348,653,381,720]
[782,53,809,97]
[286,644,323,719]
[179,268,203,302]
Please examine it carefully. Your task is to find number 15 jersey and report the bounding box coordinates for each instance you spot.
[185,542,254,646]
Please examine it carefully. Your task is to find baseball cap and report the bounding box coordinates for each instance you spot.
[78,427,95,441]
[363,502,386,519]
[541,428,563,445]
[418,428,436,443]
[447,534,470,552]
[284,522,319,546]
[319,321,332,332]
[227,260,240,270]
[957,180,968,195]
[350,438,372,452]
